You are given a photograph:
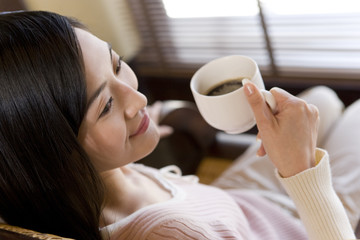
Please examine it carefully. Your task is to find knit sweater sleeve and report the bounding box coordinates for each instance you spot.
[277,148,356,240]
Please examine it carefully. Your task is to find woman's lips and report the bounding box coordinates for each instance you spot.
[130,111,150,137]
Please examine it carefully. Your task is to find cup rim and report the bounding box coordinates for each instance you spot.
[190,55,257,97]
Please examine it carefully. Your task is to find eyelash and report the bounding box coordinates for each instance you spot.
[99,96,113,118]
[115,56,123,74]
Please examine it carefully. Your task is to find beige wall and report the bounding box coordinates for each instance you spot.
[24,0,142,61]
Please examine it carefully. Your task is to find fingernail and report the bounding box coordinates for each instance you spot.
[242,78,251,83]
[242,78,253,95]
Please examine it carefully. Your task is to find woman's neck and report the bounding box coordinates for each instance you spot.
[99,166,171,227]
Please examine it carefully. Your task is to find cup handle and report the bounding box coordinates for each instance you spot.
[260,89,277,113]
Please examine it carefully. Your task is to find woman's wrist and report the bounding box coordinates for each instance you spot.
[277,149,319,178]
[277,151,316,178]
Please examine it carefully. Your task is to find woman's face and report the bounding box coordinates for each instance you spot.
[76,28,160,172]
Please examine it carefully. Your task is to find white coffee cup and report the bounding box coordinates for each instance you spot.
[190,55,276,134]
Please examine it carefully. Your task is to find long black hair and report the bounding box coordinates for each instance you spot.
[0,11,104,239]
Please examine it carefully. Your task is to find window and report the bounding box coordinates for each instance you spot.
[128,0,360,82]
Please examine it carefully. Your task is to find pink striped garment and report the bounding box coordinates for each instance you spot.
[100,164,306,240]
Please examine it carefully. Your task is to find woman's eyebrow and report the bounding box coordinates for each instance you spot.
[107,42,112,63]
[86,81,107,111]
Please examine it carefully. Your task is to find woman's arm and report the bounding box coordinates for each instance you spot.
[278,148,355,240]
[243,80,356,239]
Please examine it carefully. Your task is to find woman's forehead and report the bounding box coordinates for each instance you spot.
[74,28,110,93]
[75,28,108,59]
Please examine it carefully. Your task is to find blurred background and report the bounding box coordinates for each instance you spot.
[1,0,360,105]
[1,0,360,179]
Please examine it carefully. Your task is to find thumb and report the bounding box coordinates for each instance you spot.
[242,79,275,128]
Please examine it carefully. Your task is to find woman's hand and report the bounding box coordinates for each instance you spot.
[243,81,320,178]
[147,101,174,138]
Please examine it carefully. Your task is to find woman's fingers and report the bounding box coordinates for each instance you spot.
[147,101,174,138]
[158,126,174,138]
[256,134,266,157]
[243,80,276,132]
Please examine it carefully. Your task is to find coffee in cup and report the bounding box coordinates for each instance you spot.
[205,78,244,96]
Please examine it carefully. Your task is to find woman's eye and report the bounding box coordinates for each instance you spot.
[99,97,113,118]
[115,56,123,74]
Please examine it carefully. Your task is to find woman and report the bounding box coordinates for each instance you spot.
[0,10,357,239]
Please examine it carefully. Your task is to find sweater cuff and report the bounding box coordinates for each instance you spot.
[276,148,355,240]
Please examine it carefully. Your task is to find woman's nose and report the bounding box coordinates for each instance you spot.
[124,87,148,119]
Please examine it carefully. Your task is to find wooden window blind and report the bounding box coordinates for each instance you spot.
[128,0,360,82]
